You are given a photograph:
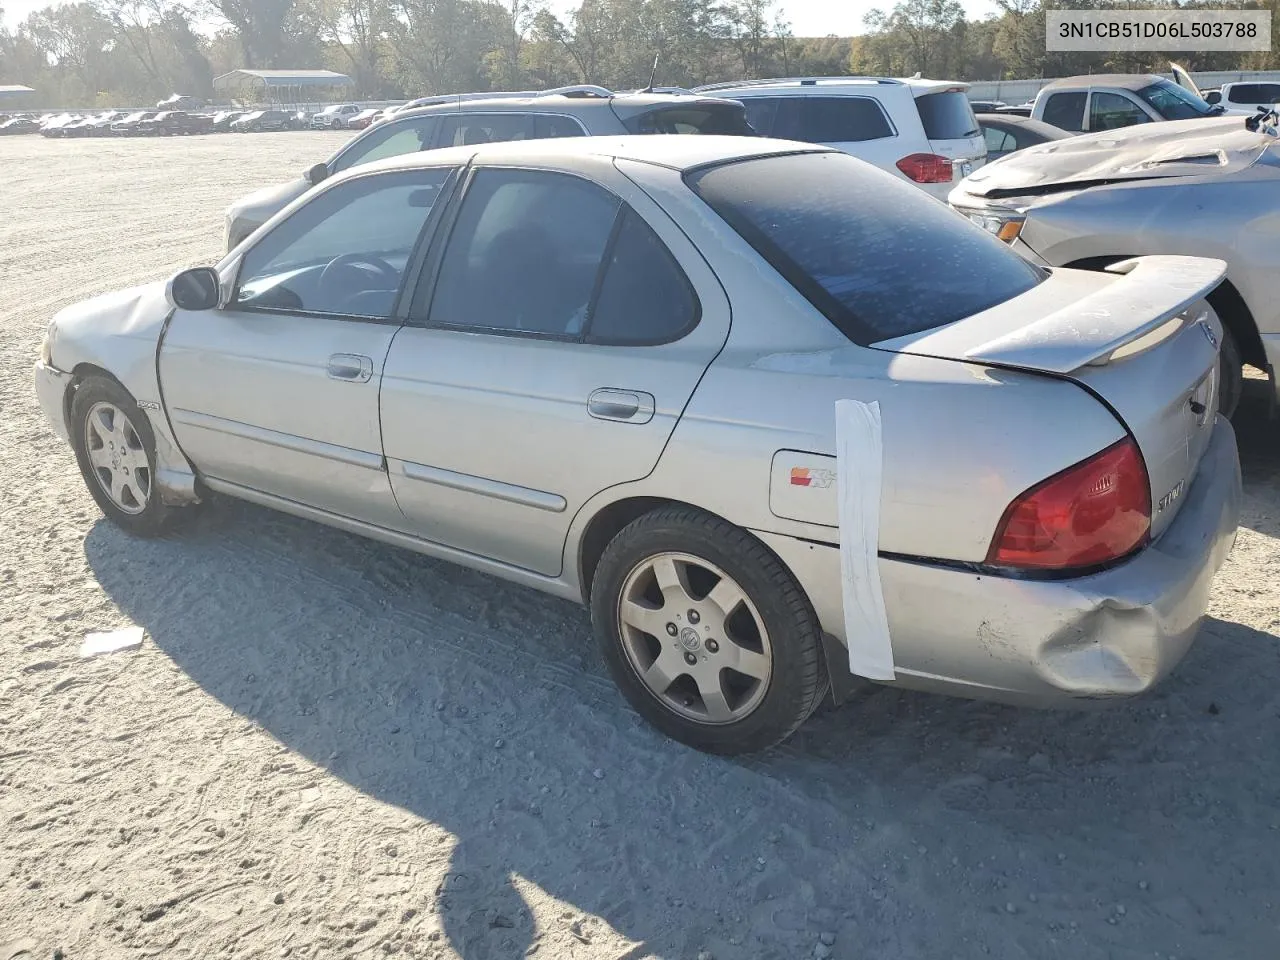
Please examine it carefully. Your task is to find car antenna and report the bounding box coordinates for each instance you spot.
[644,54,660,93]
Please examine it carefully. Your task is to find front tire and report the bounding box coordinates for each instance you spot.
[70,377,175,537]
[1217,324,1243,419]
[590,506,828,755]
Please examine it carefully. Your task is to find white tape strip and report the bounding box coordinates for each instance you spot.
[834,399,895,681]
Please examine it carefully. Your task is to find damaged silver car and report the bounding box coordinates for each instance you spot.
[949,111,1280,417]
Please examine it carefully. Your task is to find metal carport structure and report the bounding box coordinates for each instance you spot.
[212,69,353,108]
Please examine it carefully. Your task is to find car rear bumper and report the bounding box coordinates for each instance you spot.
[34,360,72,443]
[759,417,1241,705]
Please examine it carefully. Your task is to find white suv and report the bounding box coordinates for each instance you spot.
[694,76,986,200]
[310,104,361,129]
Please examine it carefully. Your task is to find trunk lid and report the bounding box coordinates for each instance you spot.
[874,255,1227,538]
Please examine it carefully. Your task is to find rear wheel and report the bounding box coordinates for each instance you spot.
[70,377,177,537]
[590,506,828,755]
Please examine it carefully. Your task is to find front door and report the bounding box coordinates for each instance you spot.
[160,165,456,526]
[379,163,730,576]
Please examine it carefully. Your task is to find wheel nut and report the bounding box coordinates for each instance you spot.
[665,622,678,637]
[706,639,719,653]
[683,652,697,666]
[688,610,700,625]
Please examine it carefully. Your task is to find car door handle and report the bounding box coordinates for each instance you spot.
[327,354,373,382]
[587,388,655,424]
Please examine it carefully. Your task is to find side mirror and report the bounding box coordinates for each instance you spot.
[305,162,329,185]
[1205,91,1221,105]
[166,267,221,311]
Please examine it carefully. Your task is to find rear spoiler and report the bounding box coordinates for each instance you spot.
[963,256,1227,373]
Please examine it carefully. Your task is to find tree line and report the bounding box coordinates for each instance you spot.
[1,0,1277,108]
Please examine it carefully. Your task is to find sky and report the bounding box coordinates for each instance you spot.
[3,0,998,40]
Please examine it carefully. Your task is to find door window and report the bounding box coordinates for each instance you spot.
[983,126,1014,154]
[770,96,895,143]
[234,168,454,319]
[331,117,441,173]
[533,114,586,138]
[1041,92,1086,132]
[424,169,620,337]
[438,113,535,147]
[1089,92,1150,130]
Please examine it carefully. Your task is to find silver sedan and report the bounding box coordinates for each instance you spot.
[33,136,1241,754]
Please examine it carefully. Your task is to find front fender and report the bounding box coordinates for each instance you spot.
[50,282,200,505]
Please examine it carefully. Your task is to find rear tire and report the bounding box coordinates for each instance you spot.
[589,506,828,755]
[70,377,177,538]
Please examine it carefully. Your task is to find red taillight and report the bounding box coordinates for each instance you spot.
[895,153,954,183]
[987,437,1151,571]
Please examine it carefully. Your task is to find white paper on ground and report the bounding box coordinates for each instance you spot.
[834,399,895,681]
[80,626,145,657]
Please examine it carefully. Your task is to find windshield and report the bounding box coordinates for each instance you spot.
[1137,79,1218,119]
[623,102,754,136]
[686,151,1045,343]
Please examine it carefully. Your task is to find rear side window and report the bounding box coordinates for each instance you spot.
[769,96,894,143]
[588,209,699,345]
[534,114,586,138]
[915,91,979,140]
[740,98,778,135]
[439,113,534,146]
[1041,92,1086,132]
[983,126,1014,153]
[1228,83,1280,104]
[623,103,754,136]
[687,151,1045,343]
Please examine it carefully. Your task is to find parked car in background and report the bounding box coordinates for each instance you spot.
[211,110,246,132]
[156,94,203,111]
[1206,81,1280,111]
[223,87,755,250]
[975,113,1071,161]
[231,110,294,133]
[35,135,1241,754]
[39,114,80,137]
[996,102,1035,117]
[111,111,156,135]
[310,103,361,129]
[1031,74,1251,133]
[969,99,1007,112]
[78,111,126,136]
[347,108,382,130]
[0,117,38,135]
[949,113,1280,418]
[694,76,987,199]
[140,111,214,136]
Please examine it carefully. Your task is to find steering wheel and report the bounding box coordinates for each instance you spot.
[317,253,400,304]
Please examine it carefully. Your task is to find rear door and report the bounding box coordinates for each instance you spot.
[379,160,730,575]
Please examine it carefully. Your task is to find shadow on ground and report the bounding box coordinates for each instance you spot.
[85,486,1280,960]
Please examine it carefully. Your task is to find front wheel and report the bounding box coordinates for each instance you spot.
[590,506,828,755]
[1217,324,1243,419]
[70,377,177,537]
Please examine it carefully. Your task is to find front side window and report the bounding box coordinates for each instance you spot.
[1041,92,1086,132]
[687,151,1045,343]
[1136,79,1216,119]
[234,168,453,319]
[1089,92,1150,130]
[332,117,440,173]
[770,96,895,143]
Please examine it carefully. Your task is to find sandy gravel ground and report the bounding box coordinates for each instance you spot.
[1,133,1279,960]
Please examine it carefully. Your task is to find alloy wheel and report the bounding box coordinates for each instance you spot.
[84,401,151,515]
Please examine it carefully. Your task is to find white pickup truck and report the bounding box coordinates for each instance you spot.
[1029,70,1253,133]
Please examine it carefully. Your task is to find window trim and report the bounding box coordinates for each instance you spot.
[406,164,702,347]
[733,94,899,143]
[227,166,461,326]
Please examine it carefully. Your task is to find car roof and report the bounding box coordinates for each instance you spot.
[350,134,828,178]
[693,76,969,95]
[1043,74,1163,91]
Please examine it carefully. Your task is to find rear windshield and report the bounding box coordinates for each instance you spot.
[915,90,980,140]
[623,103,754,136]
[686,151,1045,343]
